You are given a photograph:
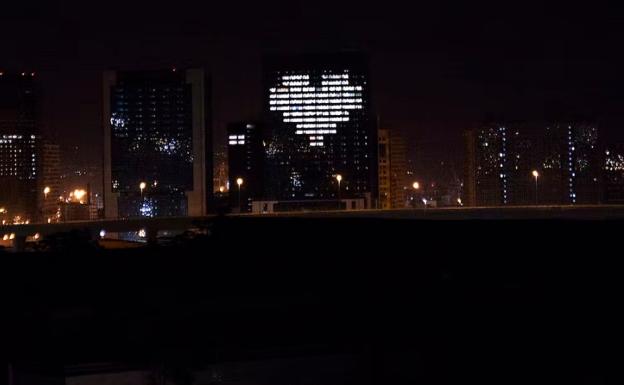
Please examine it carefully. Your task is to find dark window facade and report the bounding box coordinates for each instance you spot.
[227,122,265,212]
[110,71,194,218]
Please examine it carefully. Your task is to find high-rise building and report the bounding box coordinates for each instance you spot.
[538,123,600,204]
[40,142,61,223]
[0,72,41,223]
[466,122,601,207]
[464,124,534,206]
[103,69,212,219]
[604,144,624,204]
[378,129,391,209]
[389,131,408,208]
[378,128,408,209]
[263,53,378,207]
[227,122,265,213]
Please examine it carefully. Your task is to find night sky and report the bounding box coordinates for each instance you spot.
[3,1,624,188]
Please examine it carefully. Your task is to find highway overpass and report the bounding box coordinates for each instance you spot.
[1,205,624,251]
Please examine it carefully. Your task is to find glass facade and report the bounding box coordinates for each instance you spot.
[109,71,194,218]
[263,53,377,202]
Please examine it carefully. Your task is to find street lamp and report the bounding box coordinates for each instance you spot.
[43,186,51,200]
[412,182,421,208]
[336,174,343,209]
[139,182,147,197]
[532,170,539,205]
[236,178,244,212]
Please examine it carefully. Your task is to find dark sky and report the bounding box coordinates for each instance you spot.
[3,1,624,181]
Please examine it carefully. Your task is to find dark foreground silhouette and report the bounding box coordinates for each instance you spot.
[0,217,620,384]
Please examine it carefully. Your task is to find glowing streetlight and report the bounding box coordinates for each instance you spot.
[0,207,5,214]
[532,170,540,205]
[43,186,51,200]
[410,182,422,209]
[236,178,244,212]
[140,182,147,197]
[336,174,343,209]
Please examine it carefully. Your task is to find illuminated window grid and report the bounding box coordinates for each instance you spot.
[269,73,364,147]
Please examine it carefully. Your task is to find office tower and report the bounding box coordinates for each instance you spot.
[0,72,41,223]
[263,52,377,207]
[379,128,408,209]
[604,144,624,204]
[506,129,534,205]
[389,131,408,208]
[103,69,212,219]
[378,129,391,209]
[40,142,61,223]
[227,122,265,213]
[464,124,533,207]
[465,125,513,206]
[539,123,600,204]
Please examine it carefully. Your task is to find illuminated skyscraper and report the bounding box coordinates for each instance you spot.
[466,122,601,206]
[103,69,212,219]
[604,144,624,204]
[0,72,41,223]
[263,53,377,207]
[464,124,534,206]
[539,123,600,204]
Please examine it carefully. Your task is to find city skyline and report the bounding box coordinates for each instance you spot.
[4,1,624,190]
[1,4,622,384]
